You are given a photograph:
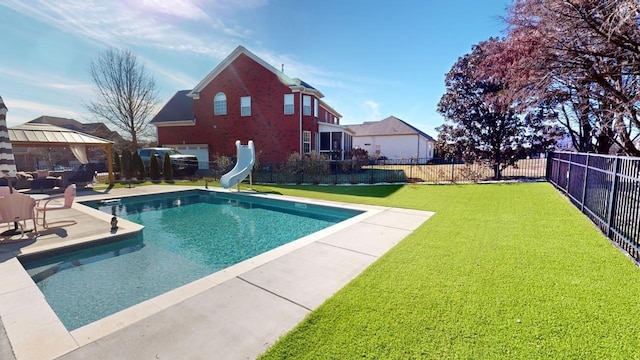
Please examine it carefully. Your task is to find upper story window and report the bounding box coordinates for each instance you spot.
[284,94,294,114]
[214,92,227,115]
[314,99,318,117]
[241,96,251,117]
[303,95,311,116]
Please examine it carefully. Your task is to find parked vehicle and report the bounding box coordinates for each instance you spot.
[137,148,199,176]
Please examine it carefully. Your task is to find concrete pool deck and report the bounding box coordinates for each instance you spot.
[0,185,434,359]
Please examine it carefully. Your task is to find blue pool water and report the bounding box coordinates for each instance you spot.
[21,190,361,331]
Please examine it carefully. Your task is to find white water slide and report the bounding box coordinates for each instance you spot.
[220,140,255,189]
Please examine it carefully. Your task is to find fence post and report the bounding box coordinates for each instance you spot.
[410,159,413,181]
[605,155,620,238]
[580,153,589,212]
[564,153,572,194]
[545,151,553,181]
[450,158,455,183]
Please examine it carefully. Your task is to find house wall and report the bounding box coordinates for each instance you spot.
[156,53,320,163]
[353,134,435,162]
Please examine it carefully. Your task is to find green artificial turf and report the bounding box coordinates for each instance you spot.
[255,182,640,359]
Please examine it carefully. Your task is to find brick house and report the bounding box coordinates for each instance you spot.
[151,46,353,167]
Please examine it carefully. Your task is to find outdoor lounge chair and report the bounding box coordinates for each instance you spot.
[35,184,77,229]
[67,163,97,188]
[0,193,37,238]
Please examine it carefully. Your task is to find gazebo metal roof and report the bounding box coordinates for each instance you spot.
[8,123,115,185]
[9,123,113,146]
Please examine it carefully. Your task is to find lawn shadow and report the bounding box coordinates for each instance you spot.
[258,184,405,198]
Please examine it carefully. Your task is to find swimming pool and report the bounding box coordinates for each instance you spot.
[20,190,362,331]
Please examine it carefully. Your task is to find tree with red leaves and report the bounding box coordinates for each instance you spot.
[437,38,553,179]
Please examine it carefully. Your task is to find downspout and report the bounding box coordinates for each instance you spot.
[417,134,420,163]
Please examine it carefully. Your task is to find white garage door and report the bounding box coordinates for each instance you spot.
[168,144,209,169]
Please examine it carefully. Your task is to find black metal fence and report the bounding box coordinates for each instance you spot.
[547,151,640,262]
[196,157,547,185]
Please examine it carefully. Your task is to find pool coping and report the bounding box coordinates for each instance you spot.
[0,186,434,360]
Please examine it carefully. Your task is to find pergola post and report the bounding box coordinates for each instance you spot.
[106,143,114,185]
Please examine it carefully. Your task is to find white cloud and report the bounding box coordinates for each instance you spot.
[0,67,92,94]
[1,0,255,57]
[139,0,210,20]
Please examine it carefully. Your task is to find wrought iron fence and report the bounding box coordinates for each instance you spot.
[197,157,547,185]
[547,151,640,262]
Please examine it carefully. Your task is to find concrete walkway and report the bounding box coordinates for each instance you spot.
[0,186,433,359]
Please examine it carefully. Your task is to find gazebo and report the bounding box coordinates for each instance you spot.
[8,123,115,185]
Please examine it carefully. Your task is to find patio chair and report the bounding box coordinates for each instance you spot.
[0,186,10,231]
[35,184,77,229]
[0,193,37,238]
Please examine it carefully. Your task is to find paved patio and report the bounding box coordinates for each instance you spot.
[0,185,433,359]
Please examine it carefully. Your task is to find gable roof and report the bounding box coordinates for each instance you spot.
[347,116,435,140]
[29,116,84,131]
[188,46,323,99]
[150,90,195,125]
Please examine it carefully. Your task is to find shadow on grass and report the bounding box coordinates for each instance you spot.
[256,184,405,198]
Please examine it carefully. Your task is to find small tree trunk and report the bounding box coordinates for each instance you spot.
[131,131,138,154]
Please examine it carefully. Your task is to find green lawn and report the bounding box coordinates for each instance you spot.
[251,182,640,359]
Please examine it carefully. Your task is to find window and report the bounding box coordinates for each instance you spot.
[284,94,294,114]
[214,92,227,115]
[241,96,251,116]
[303,131,311,154]
[314,99,318,117]
[303,95,311,115]
[320,132,331,151]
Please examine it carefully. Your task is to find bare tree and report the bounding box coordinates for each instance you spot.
[86,48,159,152]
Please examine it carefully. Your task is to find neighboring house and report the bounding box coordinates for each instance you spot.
[347,116,435,163]
[151,46,353,166]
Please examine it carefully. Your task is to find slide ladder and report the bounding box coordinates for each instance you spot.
[220,140,255,190]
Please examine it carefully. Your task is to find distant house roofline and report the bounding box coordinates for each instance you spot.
[347,116,435,140]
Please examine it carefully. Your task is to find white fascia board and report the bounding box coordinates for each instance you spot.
[289,85,323,98]
[318,123,353,133]
[153,119,196,127]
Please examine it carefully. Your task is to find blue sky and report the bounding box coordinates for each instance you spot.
[0,0,510,138]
